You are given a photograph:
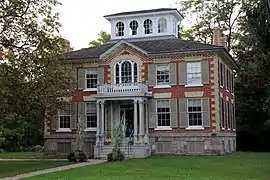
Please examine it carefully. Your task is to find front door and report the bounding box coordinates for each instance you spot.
[120,104,134,137]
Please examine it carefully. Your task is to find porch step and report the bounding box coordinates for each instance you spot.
[99,145,134,160]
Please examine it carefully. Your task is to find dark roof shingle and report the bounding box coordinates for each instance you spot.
[104,8,180,17]
[62,38,223,60]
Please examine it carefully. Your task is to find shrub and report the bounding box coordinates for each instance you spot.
[107,149,125,162]
[67,150,88,162]
[0,149,4,153]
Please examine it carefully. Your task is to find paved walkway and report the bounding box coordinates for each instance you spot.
[1,159,106,180]
[0,158,66,161]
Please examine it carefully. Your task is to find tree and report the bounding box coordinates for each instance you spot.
[0,0,75,151]
[234,0,270,151]
[89,30,111,46]
[177,0,243,52]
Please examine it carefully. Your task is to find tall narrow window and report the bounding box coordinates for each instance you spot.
[156,65,169,86]
[58,104,71,129]
[221,98,225,129]
[86,102,97,129]
[220,62,224,87]
[115,21,124,37]
[115,60,138,84]
[226,69,229,91]
[226,100,230,129]
[187,62,202,85]
[129,20,138,35]
[158,17,167,33]
[187,99,202,127]
[121,61,132,83]
[157,100,170,127]
[85,68,97,89]
[143,19,153,34]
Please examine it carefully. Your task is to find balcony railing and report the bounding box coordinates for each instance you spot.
[97,83,148,95]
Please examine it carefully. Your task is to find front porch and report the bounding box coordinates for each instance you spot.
[94,97,152,159]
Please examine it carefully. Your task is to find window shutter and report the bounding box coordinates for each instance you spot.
[201,60,209,84]
[202,97,210,127]
[169,63,177,85]
[170,98,178,128]
[148,64,156,86]
[179,98,188,128]
[98,67,104,85]
[219,98,223,128]
[78,69,85,90]
[70,103,77,130]
[178,62,187,85]
[51,109,58,130]
[224,99,227,128]
[78,102,86,124]
[148,99,157,128]
[224,68,227,90]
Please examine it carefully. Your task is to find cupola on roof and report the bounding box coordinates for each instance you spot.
[104,8,182,41]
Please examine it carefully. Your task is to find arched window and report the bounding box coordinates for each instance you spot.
[129,20,138,35]
[158,18,167,33]
[143,19,153,34]
[115,60,138,84]
[115,22,124,37]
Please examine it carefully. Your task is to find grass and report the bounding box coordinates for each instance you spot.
[0,160,73,178]
[0,152,46,159]
[27,152,270,180]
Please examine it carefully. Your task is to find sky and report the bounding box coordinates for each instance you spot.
[56,0,177,50]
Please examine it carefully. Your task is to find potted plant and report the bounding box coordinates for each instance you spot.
[104,139,112,145]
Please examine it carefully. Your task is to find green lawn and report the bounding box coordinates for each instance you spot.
[0,160,73,178]
[26,152,270,180]
[0,152,45,159]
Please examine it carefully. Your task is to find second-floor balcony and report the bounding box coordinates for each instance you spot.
[97,83,149,97]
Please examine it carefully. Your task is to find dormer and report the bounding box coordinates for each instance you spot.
[104,8,182,41]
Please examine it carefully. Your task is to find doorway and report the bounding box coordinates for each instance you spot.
[120,104,134,137]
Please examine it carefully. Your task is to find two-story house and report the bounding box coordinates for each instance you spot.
[44,8,237,159]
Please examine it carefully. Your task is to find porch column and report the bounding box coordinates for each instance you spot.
[144,100,149,144]
[133,100,138,142]
[100,101,105,141]
[95,101,100,145]
[110,101,113,138]
[139,100,145,143]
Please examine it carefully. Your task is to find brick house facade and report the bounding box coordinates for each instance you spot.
[44,8,237,158]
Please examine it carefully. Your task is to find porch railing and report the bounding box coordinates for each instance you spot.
[97,83,148,95]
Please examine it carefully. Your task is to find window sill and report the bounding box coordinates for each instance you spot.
[185,126,205,130]
[85,128,97,132]
[153,85,171,89]
[226,89,229,92]
[185,84,203,88]
[221,127,225,130]
[233,129,236,131]
[56,128,72,132]
[228,128,231,130]
[83,88,97,92]
[220,85,224,88]
[154,126,172,131]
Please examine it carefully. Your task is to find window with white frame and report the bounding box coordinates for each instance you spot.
[86,102,97,129]
[158,17,167,33]
[116,21,124,37]
[129,20,138,35]
[157,100,170,127]
[58,108,71,129]
[156,65,169,86]
[187,62,202,85]
[187,99,202,127]
[115,60,138,84]
[86,68,97,89]
[143,19,153,34]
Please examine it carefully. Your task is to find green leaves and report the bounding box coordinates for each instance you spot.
[89,30,111,47]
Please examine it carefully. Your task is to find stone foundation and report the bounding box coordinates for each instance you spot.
[149,133,236,156]
[44,135,95,158]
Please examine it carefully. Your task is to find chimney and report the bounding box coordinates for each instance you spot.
[212,27,221,45]
[220,36,227,49]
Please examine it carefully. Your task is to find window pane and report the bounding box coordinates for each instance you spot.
[187,99,202,126]
[86,69,97,88]
[86,115,97,128]
[157,100,170,127]
[60,116,71,128]
[187,62,202,85]
[156,65,169,85]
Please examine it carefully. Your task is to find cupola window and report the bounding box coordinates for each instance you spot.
[158,18,167,33]
[115,22,124,37]
[129,20,138,35]
[143,19,153,34]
